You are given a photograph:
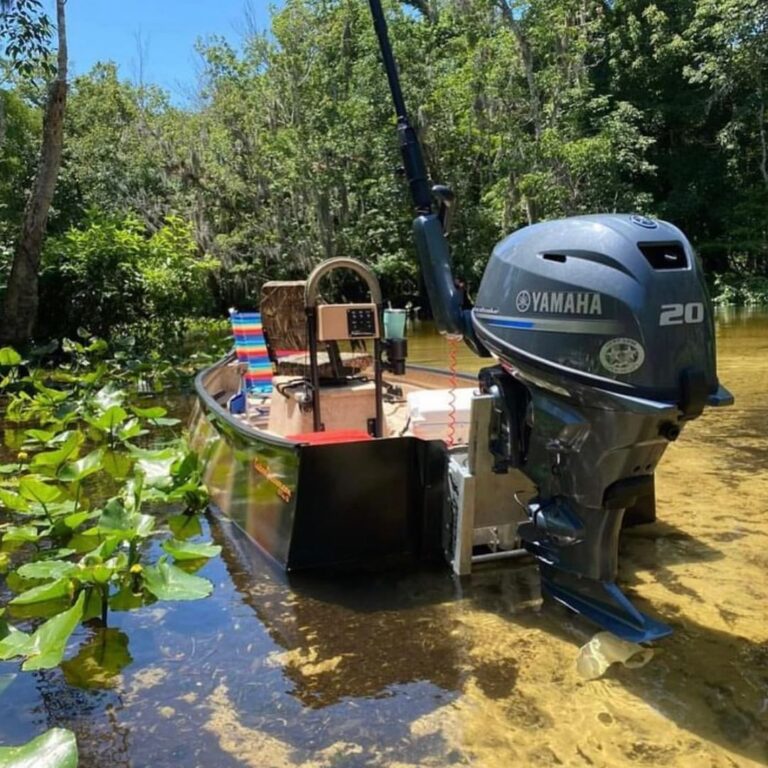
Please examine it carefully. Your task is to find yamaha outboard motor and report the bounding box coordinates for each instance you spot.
[367,1,732,642]
[472,217,732,641]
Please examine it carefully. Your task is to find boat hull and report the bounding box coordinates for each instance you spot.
[190,358,450,570]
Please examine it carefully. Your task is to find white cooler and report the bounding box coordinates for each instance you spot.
[406,387,477,444]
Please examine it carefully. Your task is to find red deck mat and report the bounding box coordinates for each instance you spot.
[286,429,373,445]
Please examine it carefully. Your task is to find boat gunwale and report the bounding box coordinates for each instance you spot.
[194,353,478,448]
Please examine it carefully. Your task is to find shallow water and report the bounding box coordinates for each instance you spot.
[1,310,767,767]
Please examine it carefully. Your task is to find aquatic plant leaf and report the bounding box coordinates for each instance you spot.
[62,512,92,530]
[143,560,213,601]
[21,592,85,671]
[61,628,132,690]
[109,585,144,612]
[24,429,56,444]
[10,577,72,605]
[102,450,132,480]
[168,513,202,540]
[31,433,83,469]
[161,539,221,561]
[36,500,77,519]
[19,477,62,505]
[0,348,22,367]
[2,526,39,544]
[80,587,104,623]
[135,457,175,489]
[97,500,155,540]
[89,406,128,432]
[0,465,18,475]
[153,417,181,427]
[116,418,145,441]
[0,553,8,573]
[81,537,121,563]
[0,627,33,661]
[93,384,126,412]
[124,444,177,460]
[33,382,72,403]
[97,499,132,531]
[59,449,105,483]
[130,405,167,419]
[0,727,78,768]
[16,561,78,581]
[0,489,30,513]
[173,451,200,483]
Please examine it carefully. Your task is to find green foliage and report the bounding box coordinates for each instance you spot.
[3,0,768,316]
[0,727,78,768]
[0,343,218,679]
[712,273,768,306]
[38,215,218,340]
[0,0,53,79]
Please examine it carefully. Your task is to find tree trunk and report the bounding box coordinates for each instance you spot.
[0,0,67,347]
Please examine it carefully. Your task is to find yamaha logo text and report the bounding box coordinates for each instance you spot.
[516,290,602,316]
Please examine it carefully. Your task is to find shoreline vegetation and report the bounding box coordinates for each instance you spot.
[0,0,766,350]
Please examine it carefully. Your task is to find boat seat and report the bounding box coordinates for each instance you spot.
[260,280,371,377]
[286,429,373,445]
[229,310,273,397]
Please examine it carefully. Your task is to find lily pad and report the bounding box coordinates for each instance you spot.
[97,500,155,540]
[102,450,132,480]
[89,406,128,433]
[31,433,83,469]
[0,727,78,768]
[161,539,221,561]
[142,559,213,601]
[59,449,104,483]
[2,526,40,544]
[0,489,30,513]
[135,457,175,489]
[153,417,181,427]
[93,384,126,411]
[16,561,78,581]
[168,513,202,540]
[19,477,62,505]
[10,577,73,606]
[0,592,85,670]
[24,429,56,444]
[130,405,167,419]
[0,348,22,367]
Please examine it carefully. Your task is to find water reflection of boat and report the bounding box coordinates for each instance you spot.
[208,511,541,710]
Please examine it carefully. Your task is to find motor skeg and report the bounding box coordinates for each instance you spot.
[473,213,721,409]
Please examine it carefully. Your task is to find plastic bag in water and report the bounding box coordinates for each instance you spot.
[576,631,654,680]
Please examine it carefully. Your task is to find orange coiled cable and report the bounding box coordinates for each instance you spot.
[446,335,459,447]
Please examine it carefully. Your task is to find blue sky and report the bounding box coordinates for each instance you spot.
[57,1,276,99]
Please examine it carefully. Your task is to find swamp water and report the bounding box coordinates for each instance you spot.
[0,311,767,767]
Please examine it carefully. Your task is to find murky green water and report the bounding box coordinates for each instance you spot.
[1,310,767,767]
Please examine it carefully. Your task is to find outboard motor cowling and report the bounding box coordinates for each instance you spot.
[473,214,725,409]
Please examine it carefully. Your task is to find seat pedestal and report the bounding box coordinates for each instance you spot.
[268,376,378,436]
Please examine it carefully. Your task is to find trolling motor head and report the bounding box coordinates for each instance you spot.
[472,213,733,641]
